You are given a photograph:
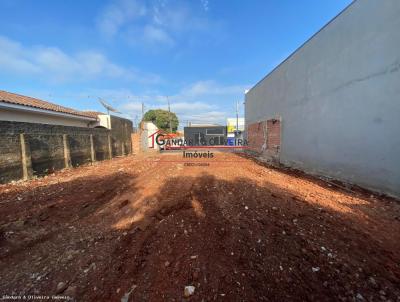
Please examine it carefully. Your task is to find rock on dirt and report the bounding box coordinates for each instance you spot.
[121,284,137,302]
[184,285,195,297]
[56,282,68,294]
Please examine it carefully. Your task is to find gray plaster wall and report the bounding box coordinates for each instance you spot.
[245,0,400,197]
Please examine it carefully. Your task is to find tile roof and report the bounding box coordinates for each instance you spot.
[81,111,106,118]
[0,90,98,119]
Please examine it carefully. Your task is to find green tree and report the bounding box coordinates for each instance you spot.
[142,109,179,133]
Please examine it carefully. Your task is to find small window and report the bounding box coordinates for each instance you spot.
[206,128,224,135]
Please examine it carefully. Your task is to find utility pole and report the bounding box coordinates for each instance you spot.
[236,100,239,138]
[140,101,145,131]
[167,96,173,133]
[134,114,139,132]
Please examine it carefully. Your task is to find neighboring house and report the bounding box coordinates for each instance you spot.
[184,124,227,146]
[0,90,115,129]
[245,0,400,197]
[0,90,98,128]
[0,90,133,183]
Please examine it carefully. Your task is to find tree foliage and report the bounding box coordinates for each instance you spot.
[142,109,179,132]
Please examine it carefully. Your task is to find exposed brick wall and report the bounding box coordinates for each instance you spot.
[247,121,267,153]
[0,120,133,183]
[247,119,281,163]
[266,119,281,153]
[131,133,141,154]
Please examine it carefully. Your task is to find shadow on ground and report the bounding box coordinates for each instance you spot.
[0,162,399,302]
[104,173,400,302]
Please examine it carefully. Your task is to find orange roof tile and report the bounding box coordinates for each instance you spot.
[0,90,97,119]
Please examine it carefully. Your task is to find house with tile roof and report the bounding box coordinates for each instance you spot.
[0,90,134,183]
[0,90,111,128]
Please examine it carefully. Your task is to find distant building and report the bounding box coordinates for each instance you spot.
[226,118,245,138]
[184,124,227,146]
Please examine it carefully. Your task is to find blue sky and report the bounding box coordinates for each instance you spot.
[0,0,352,126]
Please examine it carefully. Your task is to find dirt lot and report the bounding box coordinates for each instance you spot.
[0,152,399,302]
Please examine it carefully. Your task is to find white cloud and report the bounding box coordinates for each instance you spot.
[200,0,209,11]
[180,111,228,125]
[174,80,248,102]
[121,101,143,112]
[0,35,160,84]
[98,0,147,37]
[170,101,214,112]
[98,0,215,49]
[142,25,174,46]
[117,80,249,127]
[29,80,246,127]
[17,81,247,126]
[0,36,41,73]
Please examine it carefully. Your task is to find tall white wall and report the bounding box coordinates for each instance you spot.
[0,107,91,128]
[245,0,400,197]
[143,121,160,150]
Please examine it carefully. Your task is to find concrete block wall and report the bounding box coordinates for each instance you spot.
[0,133,23,181]
[68,134,93,168]
[27,133,65,175]
[0,120,132,183]
[93,134,110,161]
[110,116,133,156]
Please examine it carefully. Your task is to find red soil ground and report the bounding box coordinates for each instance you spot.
[0,152,399,301]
